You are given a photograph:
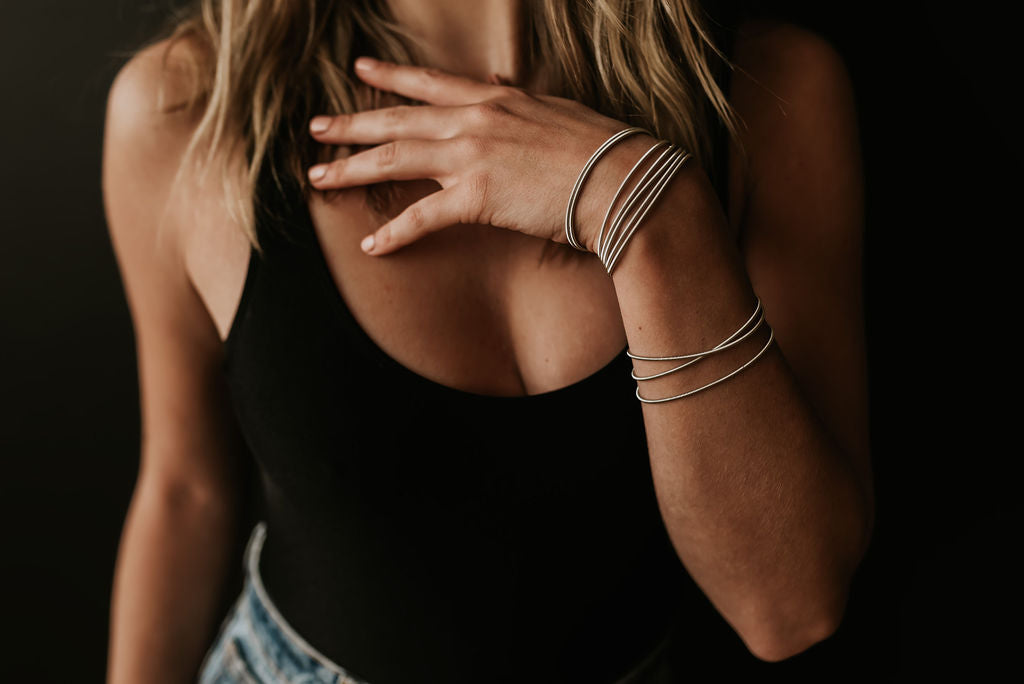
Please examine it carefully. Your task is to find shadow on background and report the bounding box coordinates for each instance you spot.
[0,1,1014,681]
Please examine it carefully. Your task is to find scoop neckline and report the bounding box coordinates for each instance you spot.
[298,196,630,403]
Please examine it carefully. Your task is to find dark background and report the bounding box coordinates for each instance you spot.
[0,0,1014,681]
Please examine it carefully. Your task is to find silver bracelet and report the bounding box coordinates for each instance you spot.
[593,140,673,259]
[600,145,691,275]
[597,142,677,269]
[565,127,650,251]
[629,298,765,381]
[635,327,775,404]
[627,296,775,403]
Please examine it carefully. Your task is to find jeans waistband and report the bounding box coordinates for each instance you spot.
[242,520,674,684]
[243,520,361,682]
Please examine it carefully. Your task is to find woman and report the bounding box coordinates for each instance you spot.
[102,0,872,682]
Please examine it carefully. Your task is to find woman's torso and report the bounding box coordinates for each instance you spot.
[179,10,751,684]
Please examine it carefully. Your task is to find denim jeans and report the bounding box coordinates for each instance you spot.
[197,521,369,684]
[197,521,677,683]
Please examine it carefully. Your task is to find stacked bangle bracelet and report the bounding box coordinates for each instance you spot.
[597,141,691,274]
[628,297,774,404]
[566,127,774,404]
[565,126,650,253]
[564,127,692,275]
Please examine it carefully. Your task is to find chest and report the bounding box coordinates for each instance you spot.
[183,116,747,396]
[314,179,633,396]
[185,178,631,397]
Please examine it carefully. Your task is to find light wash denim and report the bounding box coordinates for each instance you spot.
[197,521,370,684]
[197,520,676,684]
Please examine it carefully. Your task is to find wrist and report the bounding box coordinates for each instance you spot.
[571,132,660,255]
[608,160,742,289]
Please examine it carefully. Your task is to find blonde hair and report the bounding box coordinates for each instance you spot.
[146,0,743,254]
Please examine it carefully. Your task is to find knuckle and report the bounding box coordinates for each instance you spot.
[458,135,488,159]
[376,223,392,247]
[417,67,445,90]
[472,101,507,123]
[406,204,426,232]
[376,142,398,167]
[383,106,407,125]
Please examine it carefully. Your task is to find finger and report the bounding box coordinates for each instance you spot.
[309,104,463,145]
[360,187,467,256]
[353,56,499,106]
[308,140,453,188]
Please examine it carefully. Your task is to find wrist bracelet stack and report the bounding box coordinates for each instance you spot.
[627,297,774,403]
[566,128,774,404]
[564,127,691,276]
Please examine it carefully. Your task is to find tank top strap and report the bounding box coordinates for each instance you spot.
[222,137,322,367]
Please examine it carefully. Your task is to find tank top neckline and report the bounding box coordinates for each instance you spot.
[223,130,732,402]
[224,9,738,399]
[291,191,632,403]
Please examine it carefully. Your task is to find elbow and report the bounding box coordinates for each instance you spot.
[740,584,851,663]
[732,459,872,663]
[743,468,874,662]
[134,458,242,522]
[744,608,843,662]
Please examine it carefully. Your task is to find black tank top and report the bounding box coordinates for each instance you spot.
[223,13,740,683]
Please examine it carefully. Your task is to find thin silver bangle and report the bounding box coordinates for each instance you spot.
[603,148,691,274]
[627,297,763,362]
[593,140,672,260]
[630,307,765,382]
[565,127,650,251]
[598,143,679,268]
[635,327,775,404]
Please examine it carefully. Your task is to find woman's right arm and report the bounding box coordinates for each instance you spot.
[102,40,250,684]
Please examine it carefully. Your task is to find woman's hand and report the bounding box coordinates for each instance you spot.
[306,56,655,256]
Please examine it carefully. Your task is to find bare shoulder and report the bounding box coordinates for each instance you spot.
[106,35,209,166]
[108,36,253,345]
[728,18,863,241]
[104,34,212,252]
[730,17,857,125]
[102,33,229,350]
[733,18,851,80]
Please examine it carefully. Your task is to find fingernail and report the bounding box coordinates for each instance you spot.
[354,56,376,71]
[310,116,331,133]
[308,165,327,181]
[360,234,376,253]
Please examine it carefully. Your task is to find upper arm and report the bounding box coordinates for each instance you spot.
[102,39,247,505]
[730,21,873,529]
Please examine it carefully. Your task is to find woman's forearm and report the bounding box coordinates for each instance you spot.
[598,162,871,661]
[298,53,872,661]
[107,469,242,684]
